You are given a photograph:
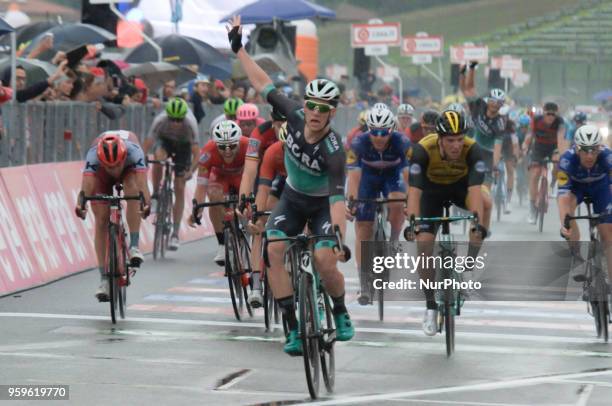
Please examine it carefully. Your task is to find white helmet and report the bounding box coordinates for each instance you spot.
[446,102,465,114]
[397,103,415,116]
[212,120,242,145]
[305,79,340,106]
[574,125,603,148]
[373,102,389,111]
[367,107,395,129]
[487,88,505,103]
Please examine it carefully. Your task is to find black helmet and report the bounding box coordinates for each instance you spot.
[436,110,469,137]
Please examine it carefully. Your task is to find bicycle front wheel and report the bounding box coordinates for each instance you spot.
[537,176,547,232]
[299,273,320,399]
[320,292,335,394]
[444,300,455,357]
[225,228,243,321]
[108,225,118,324]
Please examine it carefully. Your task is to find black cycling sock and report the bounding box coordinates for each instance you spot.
[331,293,347,315]
[278,296,298,330]
[216,232,224,245]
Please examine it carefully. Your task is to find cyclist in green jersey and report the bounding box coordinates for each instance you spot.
[228,16,353,356]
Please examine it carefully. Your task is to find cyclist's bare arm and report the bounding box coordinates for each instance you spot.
[193,167,209,205]
[231,17,273,94]
[522,133,533,155]
[346,169,361,201]
[466,184,485,225]
[136,171,151,202]
[190,143,200,174]
[406,186,422,219]
[239,159,259,200]
[557,124,567,154]
[142,136,154,155]
[493,142,502,168]
[461,64,477,98]
[403,167,410,191]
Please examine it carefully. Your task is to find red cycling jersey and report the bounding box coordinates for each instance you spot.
[532,115,563,146]
[198,137,249,193]
[246,121,278,161]
[258,141,286,187]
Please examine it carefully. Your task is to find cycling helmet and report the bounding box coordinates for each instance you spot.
[212,120,242,145]
[487,88,505,103]
[446,102,465,114]
[367,107,395,129]
[436,110,469,137]
[518,113,531,127]
[358,110,368,126]
[236,103,259,121]
[97,132,127,166]
[304,79,340,106]
[271,107,286,122]
[277,122,287,143]
[573,111,588,124]
[165,98,188,119]
[223,97,244,116]
[373,102,389,111]
[397,103,415,116]
[574,125,602,147]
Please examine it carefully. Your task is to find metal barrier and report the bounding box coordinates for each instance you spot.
[0,101,362,167]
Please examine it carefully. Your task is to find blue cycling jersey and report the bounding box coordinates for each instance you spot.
[558,147,612,221]
[346,131,410,173]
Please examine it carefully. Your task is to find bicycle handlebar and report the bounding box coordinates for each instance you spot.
[347,196,406,210]
[564,213,601,230]
[79,191,145,212]
[264,224,351,263]
[147,158,176,167]
[191,197,239,225]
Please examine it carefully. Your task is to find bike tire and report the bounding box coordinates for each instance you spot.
[538,177,547,233]
[161,188,173,258]
[444,300,455,357]
[374,222,386,321]
[108,225,118,324]
[320,292,335,393]
[299,273,320,399]
[118,232,128,320]
[239,231,253,318]
[225,228,242,321]
[153,188,167,260]
[263,271,271,331]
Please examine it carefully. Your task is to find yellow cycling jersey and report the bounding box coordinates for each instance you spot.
[409,133,485,188]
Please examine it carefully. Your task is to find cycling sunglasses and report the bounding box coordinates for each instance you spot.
[545,111,557,117]
[169,118,184,122]
[217,144,238,151]
[578,145,600,154]
[305,100,334,113]
[370,128,391,137]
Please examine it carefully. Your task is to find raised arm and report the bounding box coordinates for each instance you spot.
[227,16,273,94]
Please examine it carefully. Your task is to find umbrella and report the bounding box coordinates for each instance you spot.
[23,23,116,55]
[593,90,612,102]
[123,62,196,89]
[125,34,231,79]
[0,57,55,85]
[0,16,15,36]
[220,0,336,24]
[0,20,57,49]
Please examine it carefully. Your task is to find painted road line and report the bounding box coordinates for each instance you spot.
[575,383,594,406]
[0,312,604,345]
[295,369,612,406]
[348,304,591,321]
[143,294,233,304]
[551,379,612,388]
[168,287,229,294]
[129,304,236,316]
[0,340,87,352]
[386,399,568,406]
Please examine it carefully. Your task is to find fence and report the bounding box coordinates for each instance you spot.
[0,101,362,167]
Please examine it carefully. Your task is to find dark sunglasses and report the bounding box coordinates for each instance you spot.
[169,117,184,122]
[370,128,391,137]
[305,100,333,113]
[578,146,600,154]
[545,112,557,117]
[218,144,238,151]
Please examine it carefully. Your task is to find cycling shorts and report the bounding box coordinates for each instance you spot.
[265,185,335,250]
[155,138,192,177]
[356,169,405,221]
[270,175,286,200]
[529,143,556,166]
[560,181,612,224]
[418,180,469,234]
[209,169,242,194]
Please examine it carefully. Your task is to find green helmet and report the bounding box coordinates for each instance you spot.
[224,97,243,117]
[166,98,188,119]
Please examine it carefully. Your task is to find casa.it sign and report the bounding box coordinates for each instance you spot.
[351,23,401,47]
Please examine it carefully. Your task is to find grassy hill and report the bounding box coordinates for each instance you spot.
[316,0,578,70]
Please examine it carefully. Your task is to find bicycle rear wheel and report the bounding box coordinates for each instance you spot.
[225,228,243,321]
[238,231,253,318]
[108,225,118,324]
[299,273,320,399]
[153,188,166,260]
[118,233,128,320]
[160,188,173,258]
[320,292,335,394]
[537,176,547,232]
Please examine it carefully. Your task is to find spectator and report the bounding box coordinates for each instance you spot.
[190,76,210,124]
[130,78,148,104]
[53,71,77,101]
[208,79,228,104]
[162,79,176,101]
[231,82,247,99]
[74,68,125,120]
[3,60,68,103]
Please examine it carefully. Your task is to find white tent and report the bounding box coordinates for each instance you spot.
[139,0,255,49]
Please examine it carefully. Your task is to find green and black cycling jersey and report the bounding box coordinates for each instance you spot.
[261,84,346,203]
[467,97,505,152]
